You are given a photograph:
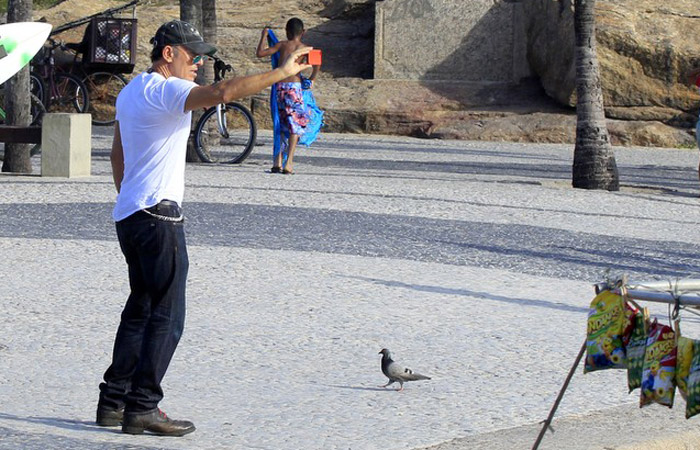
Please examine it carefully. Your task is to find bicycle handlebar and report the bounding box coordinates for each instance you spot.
[45,37,69,52]
[213,57,233,82]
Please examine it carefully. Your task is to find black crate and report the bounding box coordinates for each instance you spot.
[85,17,137,73]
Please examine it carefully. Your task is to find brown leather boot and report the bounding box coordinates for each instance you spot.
[96,406,124,427]
[122,408,195,436]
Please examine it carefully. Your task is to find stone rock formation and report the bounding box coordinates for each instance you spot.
[526,0,700,128]
[29,0,700,147]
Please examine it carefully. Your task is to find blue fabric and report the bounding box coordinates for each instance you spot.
[267,29,283,161]
[266,29,324,159]
[299,87,323,146]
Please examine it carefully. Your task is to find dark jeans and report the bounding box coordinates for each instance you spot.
[99,204,189,413]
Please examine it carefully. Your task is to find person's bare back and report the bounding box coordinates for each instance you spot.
[277,39,306,83]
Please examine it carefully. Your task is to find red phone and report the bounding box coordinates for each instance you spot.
[307,49,322,66]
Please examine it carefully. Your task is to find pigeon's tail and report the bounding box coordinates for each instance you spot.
[404,372,431,381]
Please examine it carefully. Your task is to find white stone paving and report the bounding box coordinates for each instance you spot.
[0,130,699,449]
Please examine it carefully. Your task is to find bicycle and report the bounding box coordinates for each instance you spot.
[62,40,128,126]
[193,57,257,164]
[31,38,90,115]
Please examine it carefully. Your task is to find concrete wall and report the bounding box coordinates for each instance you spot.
[374,0,531,83]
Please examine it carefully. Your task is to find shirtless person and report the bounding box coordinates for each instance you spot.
[688,66,700,183]
[257,18,320,174]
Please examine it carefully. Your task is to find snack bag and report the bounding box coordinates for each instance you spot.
[626,311,648,392]
[684,340,700,418]
[584,290,628,373]
[621,301,638,347]
[640,320,676,408]
[676,336,694,400]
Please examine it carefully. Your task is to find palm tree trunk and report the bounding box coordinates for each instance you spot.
[202,0,217,64]
[2,0,33,174]
[571,0,619,191]
[181,0,205,162]
[201,0,216,97]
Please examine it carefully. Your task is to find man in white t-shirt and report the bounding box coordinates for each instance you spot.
[96,20,312,437]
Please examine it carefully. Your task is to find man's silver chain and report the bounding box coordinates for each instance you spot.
[142,208,184,222]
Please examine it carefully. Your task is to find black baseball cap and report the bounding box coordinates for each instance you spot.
[151,20,217,56]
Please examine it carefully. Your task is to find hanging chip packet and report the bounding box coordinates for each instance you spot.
[640,319,677,408]
[683,340,700,418]
[584,290,636,373]
[676,335,693,401]
[626,309,649,392]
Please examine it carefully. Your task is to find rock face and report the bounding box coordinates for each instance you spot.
[33,0,700,148]
[526,0,700,127]
[374,0,530,83]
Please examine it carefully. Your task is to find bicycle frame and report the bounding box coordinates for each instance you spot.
[213,57,233,137]
[193,56,257,164]
[34,40,81,106]
[215,104,229,137]
[34,46,59,100]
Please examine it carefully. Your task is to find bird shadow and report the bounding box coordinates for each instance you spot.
[325,384,395,392]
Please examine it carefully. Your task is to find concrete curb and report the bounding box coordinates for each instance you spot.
[423,401,700,450]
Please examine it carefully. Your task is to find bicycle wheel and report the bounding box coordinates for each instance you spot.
[83,72,126,126]
[30,72,46,106]
[49,72,89,114]
[29,93,46,126]
[194,102,257,164]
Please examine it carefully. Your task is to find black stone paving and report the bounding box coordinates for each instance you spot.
[0,201,698,282]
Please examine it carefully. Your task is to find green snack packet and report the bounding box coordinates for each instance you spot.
[626,312,647,392]
[676,336,694,400]
[685,341,700,418]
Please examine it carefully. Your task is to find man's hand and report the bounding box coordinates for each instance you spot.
[281,46,313,78]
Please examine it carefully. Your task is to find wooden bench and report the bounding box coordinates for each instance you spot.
[0,125,42,144]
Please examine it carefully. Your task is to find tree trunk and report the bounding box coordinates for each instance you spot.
[2,0,33,174]
[202,0,217,65]
[571,0,619,191]
[180,0,206,162]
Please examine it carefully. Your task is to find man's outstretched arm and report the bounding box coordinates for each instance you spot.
[185,46,312,111]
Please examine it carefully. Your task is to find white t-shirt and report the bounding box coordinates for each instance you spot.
[112,71,197,221]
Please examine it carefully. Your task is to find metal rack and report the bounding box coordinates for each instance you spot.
[533,276,700,450]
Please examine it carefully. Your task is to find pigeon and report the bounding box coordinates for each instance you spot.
[378,348,431,391]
